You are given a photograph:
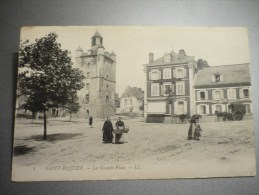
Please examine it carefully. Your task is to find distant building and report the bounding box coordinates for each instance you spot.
[194,64,252,115]
[115,93,120,108]
[120,86,144,113]
[75,31,116,118]
[143,49,198,122]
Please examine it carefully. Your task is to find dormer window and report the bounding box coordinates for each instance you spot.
[212,73,223,83]
[164,53,171,62]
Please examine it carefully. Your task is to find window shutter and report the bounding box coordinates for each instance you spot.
[206,105,209,114]
[220,74,224,82]
[233,89,236,99]
[149,72,151,80]
[197,91,201,101]
[184,101,188,114]
[182,82,185,95]
[211,75,216,82]
[205,90,208,100]
[249,89,251,98]
[171,84,174,92]
[227,89,231,99]
[212,91,215,100]
[159,71,162,79]
[174,101,178,115]
[212,104,216,115]
[239,89,244,99]
[161,85,164,96]
[173,69,176,78]
[183,69,187,77]
[221,104,226,112]
[220,90,224,99]
[197,105,201,114]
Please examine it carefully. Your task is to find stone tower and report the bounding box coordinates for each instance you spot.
[75,31,116,118]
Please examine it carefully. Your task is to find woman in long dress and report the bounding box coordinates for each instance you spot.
[102,117,114,143]
[188,116,196,140]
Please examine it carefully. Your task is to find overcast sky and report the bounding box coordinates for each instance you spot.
[20,26,250,96]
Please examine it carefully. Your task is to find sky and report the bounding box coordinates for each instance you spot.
[20,26,250,96]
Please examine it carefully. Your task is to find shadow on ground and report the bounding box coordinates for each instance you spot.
[13,145,35,156]
[25,133,83,142]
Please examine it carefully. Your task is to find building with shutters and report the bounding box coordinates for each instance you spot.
[120,86,144,113]
[143,49,198,122]
[75,31,117,118]
[194,63,252,116]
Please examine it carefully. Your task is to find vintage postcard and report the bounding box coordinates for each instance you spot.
[12,26,256,181]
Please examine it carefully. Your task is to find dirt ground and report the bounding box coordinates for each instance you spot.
[12,117,256,180]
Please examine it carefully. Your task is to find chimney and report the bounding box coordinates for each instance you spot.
[149,53,154,63]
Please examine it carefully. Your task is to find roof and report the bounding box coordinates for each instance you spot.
[76,46,83,51]
[121,86,144,99]
[92,30,102,38]
[148,50,195,66]
[194,63,251,87]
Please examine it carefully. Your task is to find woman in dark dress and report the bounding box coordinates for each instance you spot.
[102,117,114,143]
[188,116,196,140]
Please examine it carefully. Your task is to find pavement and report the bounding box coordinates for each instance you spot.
[12,117,256,181]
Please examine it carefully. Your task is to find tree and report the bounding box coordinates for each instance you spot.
[18,33,85,140]
[65,93,81,121]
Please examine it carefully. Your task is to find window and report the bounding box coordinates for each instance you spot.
[200,105,206,114]
[124,99,128,106]
[174,100,187,114]
[164,53,171,62]
[161,82,173,96]
[200,91,205,100]
[151,83,160,96]
[227,88,236,100]
[215,91,220,100]
[149,69,160,80]
[85,94,89,104]
[86,83,90,90]
[86,72,90,78]
[176,82,185,95]
[213,90,223,100]
[243,89,249,98]
[212,74,223,83]
[176,69,184,78]
[163,68,171,79]
[215,105,222,112]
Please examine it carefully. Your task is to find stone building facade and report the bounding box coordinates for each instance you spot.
[120,86,144,113]
[143,49,197,122]
[75,31,116,118]
[194,63,252,116]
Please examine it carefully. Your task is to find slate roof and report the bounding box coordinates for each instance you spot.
[148,50,194,66]
[121,86,144,99]
[194,63,251,87]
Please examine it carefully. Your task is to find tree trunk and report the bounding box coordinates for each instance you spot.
[43,110,47,140]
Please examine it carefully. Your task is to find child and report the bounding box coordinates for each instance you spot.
[194,123,202,140]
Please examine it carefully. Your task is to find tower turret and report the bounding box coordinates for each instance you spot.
[76,46,83,57]
[110,51,116,61]
[91,30,103,49]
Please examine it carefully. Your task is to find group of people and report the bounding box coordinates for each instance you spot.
[102,117,125,144]
[188,116,202,140]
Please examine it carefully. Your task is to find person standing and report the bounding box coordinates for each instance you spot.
[115,117,125,144]
[89,116,93,128]
[102,117,114,143]
[188,116,196,140]
[194,123,202,140]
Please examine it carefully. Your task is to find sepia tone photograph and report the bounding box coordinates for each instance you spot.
[12,26,256,181]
